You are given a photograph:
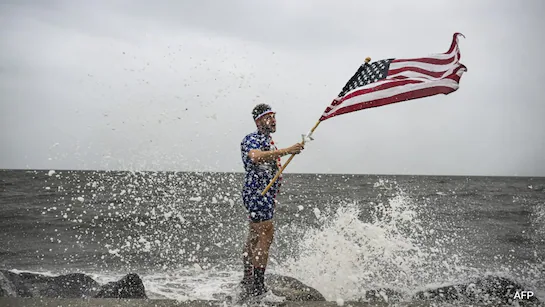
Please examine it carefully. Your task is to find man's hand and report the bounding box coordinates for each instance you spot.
[285,142,304,155]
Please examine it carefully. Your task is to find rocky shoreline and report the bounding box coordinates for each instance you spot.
[0,270,541,306]
[0,297,487,307]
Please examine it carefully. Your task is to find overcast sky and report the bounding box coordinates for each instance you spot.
[1,0,544,176]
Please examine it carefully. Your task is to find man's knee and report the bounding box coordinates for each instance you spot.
[250,220,274,244]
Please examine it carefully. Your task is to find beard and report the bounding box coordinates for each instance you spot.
[259,123,276,134]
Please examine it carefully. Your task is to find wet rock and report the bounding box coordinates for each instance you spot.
[0,270,147,299]
[95,273,147,299]
[0,271,18,297]
[265,274,325,301]
[413,275,540,306]
[0,270,99,298]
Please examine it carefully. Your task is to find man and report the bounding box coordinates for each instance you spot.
[239,103,304,299]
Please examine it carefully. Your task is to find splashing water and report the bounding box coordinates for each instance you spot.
[39,170,245,272]
[278,179,470,301]
[531,202,545,300]
[533,201,545,238]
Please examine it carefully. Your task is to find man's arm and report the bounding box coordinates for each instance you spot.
[249,143,304,164]
[248,148,288,164]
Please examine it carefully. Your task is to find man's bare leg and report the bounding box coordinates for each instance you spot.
[242,223,257,288]
[249,219,274,294]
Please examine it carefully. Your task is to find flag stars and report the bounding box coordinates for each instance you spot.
[337,58,393,96]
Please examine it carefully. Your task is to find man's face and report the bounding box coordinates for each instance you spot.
[258,113,276,133]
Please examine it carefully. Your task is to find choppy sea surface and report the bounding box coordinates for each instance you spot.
[1,169,544,302]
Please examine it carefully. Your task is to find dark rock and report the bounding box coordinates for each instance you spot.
[0,271,18,297]
[94,273,147,299]
[0,270,31,297]
[265,274,325,301]
[413,275,540,306]
[0,270,147,299]
[0,270,99,298]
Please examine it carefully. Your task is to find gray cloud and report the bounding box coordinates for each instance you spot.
[1,0,544,176]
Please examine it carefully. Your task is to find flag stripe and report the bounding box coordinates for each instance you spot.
[389,64,466,81]
[387,69,464,84]
[389,63,466,80]
[389,58,459,73]
[389,66,453,79]
[391,49,460,65]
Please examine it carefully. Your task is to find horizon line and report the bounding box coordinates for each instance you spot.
[1,168,544,178]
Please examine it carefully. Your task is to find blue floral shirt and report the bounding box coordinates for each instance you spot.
[240,131,282,199]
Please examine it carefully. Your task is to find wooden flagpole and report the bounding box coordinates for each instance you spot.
[260,56,372,196]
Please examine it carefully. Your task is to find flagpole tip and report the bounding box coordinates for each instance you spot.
[365,57,371,63]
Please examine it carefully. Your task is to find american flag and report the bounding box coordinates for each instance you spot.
[320,33,467,121]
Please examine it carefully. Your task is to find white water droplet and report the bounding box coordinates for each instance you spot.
[313,207,321,219]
